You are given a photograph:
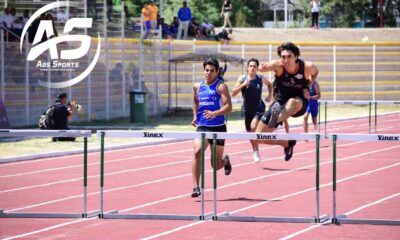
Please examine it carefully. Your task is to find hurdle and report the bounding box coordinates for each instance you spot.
[97,130,213,220]
[0,129,98,218]
[331,133,400,226]
[318,100,400,137]
[211,132,330,224]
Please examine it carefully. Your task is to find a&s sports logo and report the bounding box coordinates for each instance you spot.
[20,1,101,88]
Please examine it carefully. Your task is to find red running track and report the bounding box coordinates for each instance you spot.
[0,113,399,240]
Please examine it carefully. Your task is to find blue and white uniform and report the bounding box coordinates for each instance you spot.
[196,78,227,145]
[306,81,318,117]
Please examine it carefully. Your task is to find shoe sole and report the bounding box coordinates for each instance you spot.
[223,155,232,175]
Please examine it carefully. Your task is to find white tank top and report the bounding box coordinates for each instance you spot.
[311,1,320,13]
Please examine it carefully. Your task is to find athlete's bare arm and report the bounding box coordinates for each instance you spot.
[203,83,232,119]
[231,75,248,97]
[258,60,283,76]
[192,83,200,127]
[261,75,273,103]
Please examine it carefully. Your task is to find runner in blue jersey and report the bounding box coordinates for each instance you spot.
[303,81,321,133]
[232,58,272,163]
[256,42,319,161]
[191,58,233,198]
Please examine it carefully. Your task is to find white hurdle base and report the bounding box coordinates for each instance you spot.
[216,213,330,223]
[100,210,213,221]
[333,215,400,226]
[0,209,99,219]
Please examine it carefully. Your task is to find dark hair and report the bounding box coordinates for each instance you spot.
[56,92,67,99]
[203,58,219,71]
[277,42,300,58]
[247,58,259,67]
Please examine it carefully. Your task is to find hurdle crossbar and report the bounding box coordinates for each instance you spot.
[97,130,209,221]
[209,132,329,223]
[319,100,400,136]
[331,133,400,226]
[0,130,98,219]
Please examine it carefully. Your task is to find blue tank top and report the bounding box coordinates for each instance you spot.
[309,81,318,106]
[196,79,225,127]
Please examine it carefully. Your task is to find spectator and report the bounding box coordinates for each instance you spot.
[2,8,16,29]
[188,17,201,37]
[110,63,123,82]
[22,9,29,27]
[201,19,215,37]
[177,1,192,39]
[87,0,97,20]
[311,0,320,29]
[141,3,150,39]
[221,0,232,29]
[51,92,76,142]
[107,0,113,21]
[147,0,159,34]
[215,29,232,44]
[123,5,130,25]
[159,17,172,38]
[169,16,179,37]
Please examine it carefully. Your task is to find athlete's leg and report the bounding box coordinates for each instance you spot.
[277,97,304,123]
[250,117,260,151]
[192,138,209,187]
[210,145,225,170]
[303,111,310,133]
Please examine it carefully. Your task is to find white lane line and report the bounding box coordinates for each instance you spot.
[0,140,251,178]
[280,192,400,240]
[5,144,399,240]
[141,146,400,240]
[0,141,281,193]
[6,145,287,212]
[2,219,87,240]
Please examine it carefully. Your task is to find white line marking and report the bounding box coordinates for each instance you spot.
[4,144,399,239]
[280,192,400,240]
[141,146,400,240]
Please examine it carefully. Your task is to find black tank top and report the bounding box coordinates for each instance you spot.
[223,1,231,12]
[274,59,309,105]
[241,74,265,113]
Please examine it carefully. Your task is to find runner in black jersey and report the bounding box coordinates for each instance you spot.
[232,58,272,163]
[256,42,319,161]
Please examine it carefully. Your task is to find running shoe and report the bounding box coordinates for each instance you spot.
[253,150,261,163]
[223,155,232,175]
[268,102,282,128]
[284,140,296,161]
[191,187,201,198]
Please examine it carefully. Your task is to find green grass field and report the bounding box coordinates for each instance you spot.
[1,104,399,159]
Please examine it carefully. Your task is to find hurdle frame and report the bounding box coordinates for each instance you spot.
[331,133,400,226]
[212,132,330,224]
[98,130,213,221]
[0,129,98,219]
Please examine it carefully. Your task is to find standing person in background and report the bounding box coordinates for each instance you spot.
[231,58,272,163]
[311,0,320,29]
[141,3,150,38]
[191,58,233,198]
[177,1,192,39]
[303,81,321,133]
[147,0,159,34]
[52,93,76,142]
[221,0,232,30]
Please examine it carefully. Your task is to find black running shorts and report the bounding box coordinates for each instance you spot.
[196,125,227,146]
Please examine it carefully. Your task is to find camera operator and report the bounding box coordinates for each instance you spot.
[52,92,76,142]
